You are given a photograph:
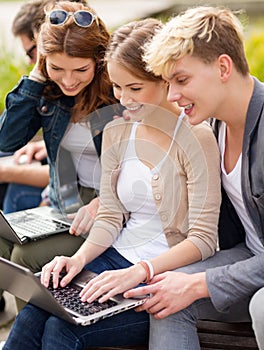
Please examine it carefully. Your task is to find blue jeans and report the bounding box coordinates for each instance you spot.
[0,184,8,209]
[4,248,149,350]
[3,183,43,213]
[149,243,253,350]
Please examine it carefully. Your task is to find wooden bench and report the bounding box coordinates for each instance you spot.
[197,320,258,350]
[93,321,258,350]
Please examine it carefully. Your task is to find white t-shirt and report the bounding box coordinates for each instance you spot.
[60,122,101,190]
[219,122,264,255]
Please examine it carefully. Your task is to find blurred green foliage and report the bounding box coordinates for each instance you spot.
[0,45,31,113]
[0,17,264,114]
[245,21,264,82]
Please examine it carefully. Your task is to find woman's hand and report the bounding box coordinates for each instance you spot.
[41,255,83,289]
[68,197,99,236]
[113,109,131,121]
[79,264,147,303]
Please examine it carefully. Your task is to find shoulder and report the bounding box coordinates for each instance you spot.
[179,118,217,147]
[104,118,134,139]
[102,119,134,155]
[189,119,215,136]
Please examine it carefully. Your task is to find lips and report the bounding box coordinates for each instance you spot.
[65,86,78,91]
[183,103,193,115]
[126,105,143,114]
[62,84,80,93]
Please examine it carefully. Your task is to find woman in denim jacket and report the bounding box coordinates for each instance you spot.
[0,1,117,308]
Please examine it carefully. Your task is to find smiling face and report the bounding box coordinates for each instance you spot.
[46,53,96,96]
[107,61,168,121]
[163,54,226,125]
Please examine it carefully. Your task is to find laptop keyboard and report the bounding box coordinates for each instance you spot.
[7,213,69,236]
[48,283,117,316]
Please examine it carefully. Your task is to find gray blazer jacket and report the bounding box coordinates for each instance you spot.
[207,77,264,312]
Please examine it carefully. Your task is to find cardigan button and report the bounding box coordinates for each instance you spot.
[161,214,167,221]
[152,174,159,180]
[41,106,48,113]
[155,193,161,201]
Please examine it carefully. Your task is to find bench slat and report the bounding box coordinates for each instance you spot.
[92,321,258,350]
[197,320,255,336]
[198,321,258,350]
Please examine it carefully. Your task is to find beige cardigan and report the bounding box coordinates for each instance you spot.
[87,116,221,260]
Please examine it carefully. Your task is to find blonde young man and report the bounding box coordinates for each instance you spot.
[125,6,264,350]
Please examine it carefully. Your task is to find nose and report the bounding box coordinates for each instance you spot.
[167,83,181,102]
[61,72,76,87]
[119,91,134,106]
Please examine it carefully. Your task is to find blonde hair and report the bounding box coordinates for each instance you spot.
[143,6,249,77]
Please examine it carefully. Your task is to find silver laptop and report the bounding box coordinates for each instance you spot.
[0,257,145,326]
[0,206,71,244]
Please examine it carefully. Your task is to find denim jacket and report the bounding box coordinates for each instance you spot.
[0,76,117,209]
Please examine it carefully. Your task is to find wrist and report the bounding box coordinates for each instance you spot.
[72,252,87,269]
[137,260,154,283]
[134,263,147,283]
[193,272,209,299]
[29,70,47,83]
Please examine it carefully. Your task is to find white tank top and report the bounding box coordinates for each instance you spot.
[113,111,185,263]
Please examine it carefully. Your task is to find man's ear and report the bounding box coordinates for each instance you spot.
[217,54,232,81]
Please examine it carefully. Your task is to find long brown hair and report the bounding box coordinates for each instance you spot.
[37,1,116,115]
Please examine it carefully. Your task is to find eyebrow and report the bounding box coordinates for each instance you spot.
[75,64,92,70]
[164,69,186,81]
[112,81,144,87]
[48,62,92,70]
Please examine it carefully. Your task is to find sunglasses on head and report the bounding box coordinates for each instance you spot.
[47,10,99,28]
[26,44,37,60]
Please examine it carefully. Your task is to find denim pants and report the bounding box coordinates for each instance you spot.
[4,248,149,350]
[3,183,43,213]
[149,243,254,350]
[0,183,8,209]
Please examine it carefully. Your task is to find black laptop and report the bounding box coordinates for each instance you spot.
[0,257,145,326]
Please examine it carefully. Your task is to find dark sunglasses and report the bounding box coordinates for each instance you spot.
[47,10,98,28]
[26,44,37,60]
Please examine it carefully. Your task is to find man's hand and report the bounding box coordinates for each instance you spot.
[13,140,47,164]
[124,271,209,319]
